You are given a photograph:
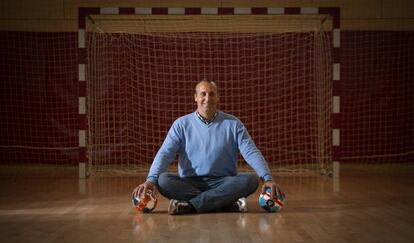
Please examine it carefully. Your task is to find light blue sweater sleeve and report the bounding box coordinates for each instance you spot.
[236,121,273,182]
[146,120,181,183]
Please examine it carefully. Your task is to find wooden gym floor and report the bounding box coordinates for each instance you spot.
[1,165,414,243]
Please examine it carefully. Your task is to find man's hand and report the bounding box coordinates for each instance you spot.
[261,180,283,200]
[132,181,158,199]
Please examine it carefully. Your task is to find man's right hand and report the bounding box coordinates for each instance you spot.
[132,181,158,199]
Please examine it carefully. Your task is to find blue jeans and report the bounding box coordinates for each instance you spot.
[157,172,259,213]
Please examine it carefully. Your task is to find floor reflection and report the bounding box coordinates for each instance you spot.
[132,213,157,238]
[131,211,287,241]
[258,213,285,233]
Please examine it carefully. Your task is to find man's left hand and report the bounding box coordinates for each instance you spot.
[261,180,283,200]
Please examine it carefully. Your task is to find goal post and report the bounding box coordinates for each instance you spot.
[78,7,341,177]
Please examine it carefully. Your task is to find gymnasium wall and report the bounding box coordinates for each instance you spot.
[0,0,413,165]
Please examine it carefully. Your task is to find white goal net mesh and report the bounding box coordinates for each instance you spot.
[86,15,333,175]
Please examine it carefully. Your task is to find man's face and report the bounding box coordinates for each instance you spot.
[194,81,219,114]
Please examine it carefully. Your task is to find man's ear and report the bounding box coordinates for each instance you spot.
[194,93,197,102]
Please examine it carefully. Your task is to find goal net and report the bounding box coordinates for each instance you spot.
[85,15,333,176]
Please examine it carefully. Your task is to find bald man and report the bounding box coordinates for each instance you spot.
[132,80,281,214]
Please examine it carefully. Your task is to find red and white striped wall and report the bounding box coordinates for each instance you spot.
[77,7,341,178]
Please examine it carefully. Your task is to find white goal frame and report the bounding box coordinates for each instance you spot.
[77,6,341,178]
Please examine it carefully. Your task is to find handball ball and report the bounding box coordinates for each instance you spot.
[259,188,285,213]
[132,189,158,213]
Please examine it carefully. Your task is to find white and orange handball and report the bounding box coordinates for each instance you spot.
[132,189,158,213]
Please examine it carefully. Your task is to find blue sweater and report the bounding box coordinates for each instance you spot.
[147,111,273,183]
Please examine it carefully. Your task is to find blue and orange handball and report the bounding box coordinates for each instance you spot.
[259,187,285,213]
[132,189,158,213]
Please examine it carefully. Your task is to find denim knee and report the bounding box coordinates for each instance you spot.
[157,172,173,188]
[240,173,259,195]
[156,172,176,199]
